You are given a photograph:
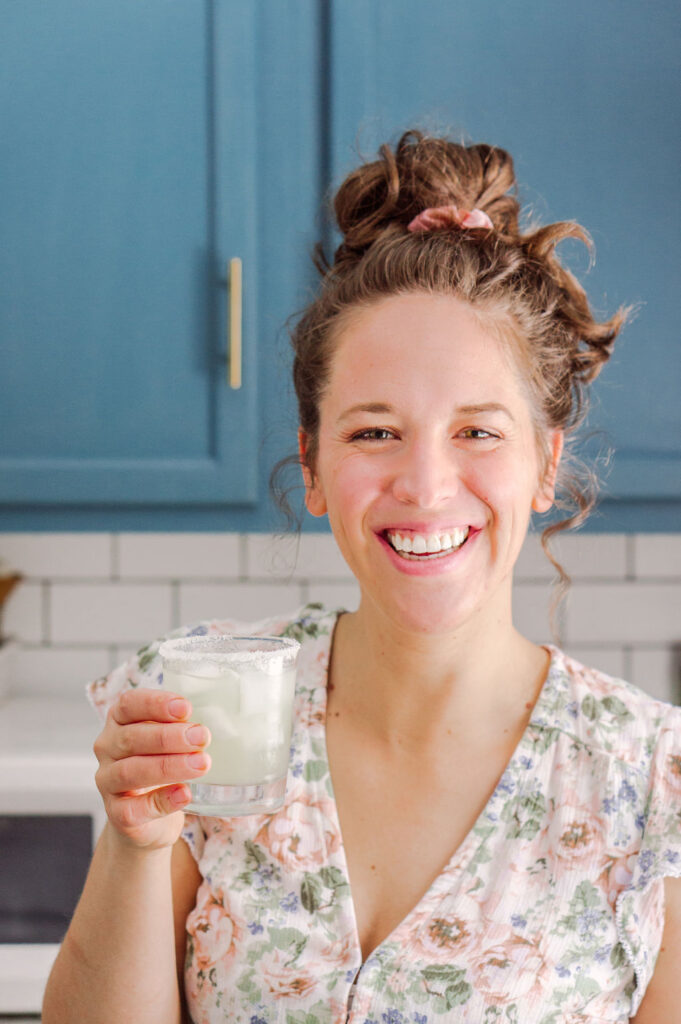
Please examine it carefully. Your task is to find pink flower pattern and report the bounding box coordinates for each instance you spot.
[86,603,681,1023]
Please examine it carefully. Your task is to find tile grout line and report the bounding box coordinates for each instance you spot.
[42,579,51,646]
[625,534,636,580]
[171,581,181,630]
[110,532,119,581]
[238,534,248,580]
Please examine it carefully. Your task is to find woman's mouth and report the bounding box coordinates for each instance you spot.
[382,527,471,560]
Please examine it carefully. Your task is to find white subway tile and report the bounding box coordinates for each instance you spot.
[179,582,305,626]
[11,646,111,699]
[630,647,681,704]
[297,534,353,579]
[564,582,681,644]
[516,533,627,582]
[512,583,556,644]
[3,582,43,643]
[515,533,555,580]
[246,532,351,580]
[0,642,17,699]
[562,645,626,680]
[51,583,173,644]
[557,534,628,579]
[118,533,240,579]
[0,532,111,578]
[307,581,360,612]
[634,535,681,578]
[244,533,301,579]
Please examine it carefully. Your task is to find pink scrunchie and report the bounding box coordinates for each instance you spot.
[407,204,493,233]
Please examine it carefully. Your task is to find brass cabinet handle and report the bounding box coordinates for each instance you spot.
[228,257,242,389]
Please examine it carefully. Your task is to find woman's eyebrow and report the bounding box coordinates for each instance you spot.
[337,402,394,422]
[457,402,515,420]
[337,401,515,421]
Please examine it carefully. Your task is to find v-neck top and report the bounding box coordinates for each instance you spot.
[87,603,681,1023]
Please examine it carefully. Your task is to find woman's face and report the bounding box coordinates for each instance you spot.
[301,292,563,637]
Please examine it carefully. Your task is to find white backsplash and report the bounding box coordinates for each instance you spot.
[1,532,679,704]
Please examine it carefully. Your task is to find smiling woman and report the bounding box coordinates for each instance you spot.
[281,132,629,592]
[44,130,681,1024]
[299,292,563,638]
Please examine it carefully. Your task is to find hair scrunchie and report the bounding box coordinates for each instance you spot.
[407,204,493,233]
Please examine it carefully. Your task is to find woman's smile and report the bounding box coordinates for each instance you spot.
[376,524,479,577]
[383,525,470,556]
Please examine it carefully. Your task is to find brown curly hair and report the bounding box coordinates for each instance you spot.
[273,129,631,598]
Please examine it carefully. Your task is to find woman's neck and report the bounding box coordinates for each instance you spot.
[329,600,550,754]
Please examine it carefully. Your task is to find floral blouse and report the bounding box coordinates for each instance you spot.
[87,603,681,1024]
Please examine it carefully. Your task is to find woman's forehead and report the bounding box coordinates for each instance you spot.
[325,293,529,408]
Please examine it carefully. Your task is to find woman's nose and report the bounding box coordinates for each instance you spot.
[390,442,459,507]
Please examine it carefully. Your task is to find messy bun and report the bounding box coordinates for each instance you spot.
[326,131,521,272]
[273,129,631,608]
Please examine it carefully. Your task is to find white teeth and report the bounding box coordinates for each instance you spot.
[451,527,467,548]
[386,527,470,556]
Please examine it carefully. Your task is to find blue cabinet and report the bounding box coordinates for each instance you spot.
[0,0,322,526]
[2,1,679,531]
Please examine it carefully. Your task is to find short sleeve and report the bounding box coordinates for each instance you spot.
[616,707,681,1014]
[85,636,164,722]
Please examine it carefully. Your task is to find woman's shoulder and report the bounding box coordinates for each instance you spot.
[544,644,681,767]
[85,601,341,720]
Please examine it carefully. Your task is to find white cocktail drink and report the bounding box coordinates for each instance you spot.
[159,635,299,816]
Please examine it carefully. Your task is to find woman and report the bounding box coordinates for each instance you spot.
[44,131,681,1023]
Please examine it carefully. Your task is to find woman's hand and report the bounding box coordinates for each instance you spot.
[93,688,211,851]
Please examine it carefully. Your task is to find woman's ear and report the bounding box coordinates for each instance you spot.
[532,430,564,514]
[298,429,327,518]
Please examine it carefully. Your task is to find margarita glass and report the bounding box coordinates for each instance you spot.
[159,634,299,816]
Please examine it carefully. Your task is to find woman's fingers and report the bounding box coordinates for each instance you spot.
[97,749,211,797]
[107,784,194,832]
[109,687,191,726]
[92,687,215,849]
[106,721,211,760]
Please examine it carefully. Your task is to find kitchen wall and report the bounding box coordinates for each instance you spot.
[1,532,680,704]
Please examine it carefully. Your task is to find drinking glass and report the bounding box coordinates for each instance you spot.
[159,634,300,816]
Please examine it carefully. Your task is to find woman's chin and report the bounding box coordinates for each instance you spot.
[367,590,483,640]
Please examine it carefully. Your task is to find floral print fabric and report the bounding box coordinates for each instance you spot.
[86,603,681,1023]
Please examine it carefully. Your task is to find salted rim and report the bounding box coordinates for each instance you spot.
[158,633,300,668]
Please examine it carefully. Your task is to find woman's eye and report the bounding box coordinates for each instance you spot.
[460,428,496,440]
[351,428,395,441]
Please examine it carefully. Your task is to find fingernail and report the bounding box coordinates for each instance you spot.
[186,724,208,746]
[169,785,190,807]
[188,752,209,770]
[168,698,189,719]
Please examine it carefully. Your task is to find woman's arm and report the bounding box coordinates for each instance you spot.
[42,823,190,1023]
[172,836,203,1023]
[630,876,681,1022]
[42,688,209,1024]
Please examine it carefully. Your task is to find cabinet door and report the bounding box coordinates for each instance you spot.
[0,0,258,505]
[328,0,681,529]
